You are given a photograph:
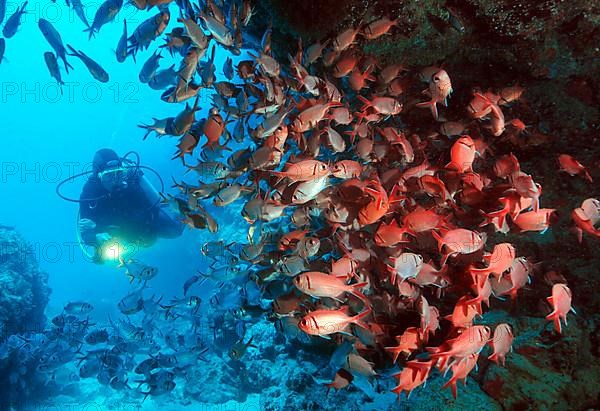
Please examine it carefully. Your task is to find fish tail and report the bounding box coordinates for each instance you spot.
[442,378,458,399]
[349,285,370,307]
[415,99,438,120]
[83,26,95,40]
[388,184,407,204]
[384,346,401,363]
[430,229,444,251]
[357,95,371,111]
[487,352,499,364]
[64,58,74,74]
[351,308,371,329]
[430,353,450,372]
[545,311,562,334]
[481,208,508,232]
[572,226,583,244]
[65,44,78,57]
[390,384,404,399]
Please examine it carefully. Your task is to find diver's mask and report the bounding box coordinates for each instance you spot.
[98,160,132,192]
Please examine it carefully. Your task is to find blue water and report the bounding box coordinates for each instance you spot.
[0,3,260,408]
[1,0,241,312]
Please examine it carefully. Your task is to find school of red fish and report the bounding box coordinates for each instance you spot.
[138,4,599,400]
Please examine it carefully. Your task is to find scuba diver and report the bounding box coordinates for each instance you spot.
[58,148,183,263]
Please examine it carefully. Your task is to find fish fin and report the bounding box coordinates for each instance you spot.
[430,229,444,251]
[444,378,458,399]
[415,100,438,120]
[545,311,561,334]
[384,347,401,363]
[349,286,369,306]
[65,44,79,57]
[83,26,96,40]
[356,95,371,111]
[351,309,371,330]
[574,227,583,243]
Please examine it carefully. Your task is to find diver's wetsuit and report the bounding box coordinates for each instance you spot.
[79,149,183,249]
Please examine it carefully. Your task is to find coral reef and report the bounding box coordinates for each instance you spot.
[250,0,599,137]
[0,224,52,410]
[0,225,51,337]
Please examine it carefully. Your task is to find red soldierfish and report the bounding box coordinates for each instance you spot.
[271,159,330,183]
[488,323,513,366]
[498,85,525,105]
[545,283,575,334]
[358,179,389,226]
[298,308,371,337]
[332,160,362,179]
[558,154,593,183]
[292,101,342,132]
[375,220,409,247]
[362,17,398,40]
[332,25,361,52]
[510,171,541,212]
[446,136,476,173]
[444,295,480,328]
[358,95,403,116]
[391,360,432,399]
[428,325,491,371]
[442,353,478,399]
[385,327,421,363]
[513,209,556,233]
[469,243,516,281]
[293,271,367,302]
[432,228,485,265]
[416,69,452,120]
[572,198,600,242]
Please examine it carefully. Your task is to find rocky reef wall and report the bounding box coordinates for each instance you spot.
[0,224,52,411]
[240,2,600,409]
[0,224,51,337]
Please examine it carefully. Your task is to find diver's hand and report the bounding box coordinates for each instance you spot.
[78,218,96,233]
[95,232,112,244]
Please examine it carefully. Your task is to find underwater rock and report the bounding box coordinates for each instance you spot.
[480,313,600,410]
[250,0,599,144]
[0,224,52,410]
[0,224,51,337]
